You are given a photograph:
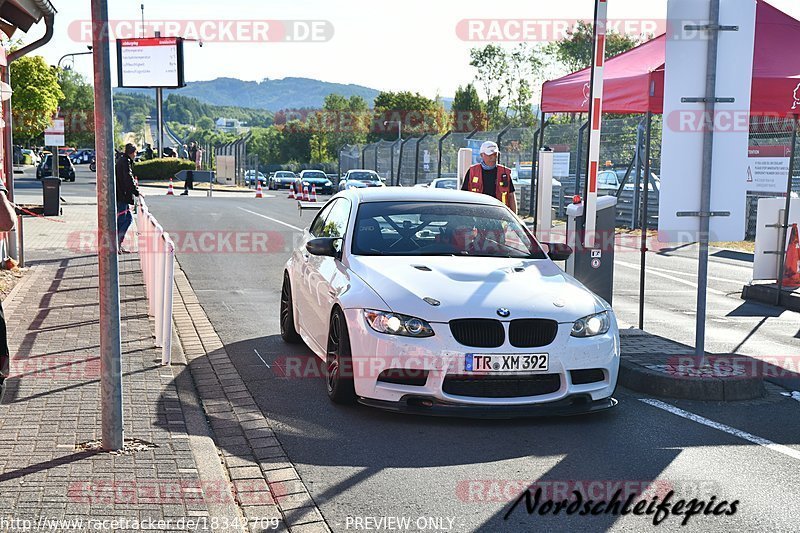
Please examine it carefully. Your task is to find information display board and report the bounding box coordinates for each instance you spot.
[116,37,185,89]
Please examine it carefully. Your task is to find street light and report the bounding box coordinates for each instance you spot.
[57,46,93,71]
[384,120,402,141]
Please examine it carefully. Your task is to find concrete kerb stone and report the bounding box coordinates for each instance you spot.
[170,259,331,533]
[619,329,765,401]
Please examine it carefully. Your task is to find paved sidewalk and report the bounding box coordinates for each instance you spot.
[0,207,246,531]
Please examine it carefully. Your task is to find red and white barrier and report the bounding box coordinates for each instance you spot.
[310,184,317,202]
[584,0,608,248]
[136,197,176,365]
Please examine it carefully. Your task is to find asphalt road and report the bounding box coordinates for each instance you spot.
[141,190,800,533]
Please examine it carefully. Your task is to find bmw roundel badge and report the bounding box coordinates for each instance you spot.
[497,308,511,318]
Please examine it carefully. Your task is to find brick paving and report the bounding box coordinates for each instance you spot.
[0,206,247,531]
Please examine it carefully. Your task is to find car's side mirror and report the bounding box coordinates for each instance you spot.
[306,237,341,258]
[544,242,573,261]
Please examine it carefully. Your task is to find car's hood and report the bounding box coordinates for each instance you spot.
[346,181,383,188]
[301,177,330,183]
[348,255,606,323]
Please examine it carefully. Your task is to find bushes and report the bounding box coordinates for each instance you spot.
[134,157,195,180]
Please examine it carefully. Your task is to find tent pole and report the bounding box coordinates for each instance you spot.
[775,117,798,305]
[632,118,645,229]
[638,111,653,330]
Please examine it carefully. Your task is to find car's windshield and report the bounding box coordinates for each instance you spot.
[303,172,326,179]
[276,172,294,178]
[352,201,547,258]
[434,179,457,189]
[349,171,380,182]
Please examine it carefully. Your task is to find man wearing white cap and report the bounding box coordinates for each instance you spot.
[461,141,517,213]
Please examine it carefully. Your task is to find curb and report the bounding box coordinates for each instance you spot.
[170,259,331,533]
[741,283,800,312]
[618,329,766,401]
[619,359,765,401]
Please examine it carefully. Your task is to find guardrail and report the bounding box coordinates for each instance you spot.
[136,197,175,365]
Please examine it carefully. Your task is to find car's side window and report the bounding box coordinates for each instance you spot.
[310,201,336,238]
[322,199,352,241]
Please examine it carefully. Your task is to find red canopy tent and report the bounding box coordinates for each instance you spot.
[540,0,800,116]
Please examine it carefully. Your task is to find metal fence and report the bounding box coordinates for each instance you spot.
[340,116,798,239]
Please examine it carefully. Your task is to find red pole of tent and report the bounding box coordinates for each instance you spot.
[583,0,608,248]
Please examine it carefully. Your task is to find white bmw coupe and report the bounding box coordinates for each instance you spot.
[281,188,620,417]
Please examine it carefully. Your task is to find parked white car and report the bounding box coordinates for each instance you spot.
[280,188,620,417]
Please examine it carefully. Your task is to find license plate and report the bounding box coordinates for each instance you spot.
[465,354,548,373]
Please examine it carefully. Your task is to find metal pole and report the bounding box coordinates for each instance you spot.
[574,121,589,198]
[3,65,16,259]
[695,0,721,361]
[632,120,644,229]
[775,119,798,305]
[496,125,511,166]
[530,125,541,227]
[92,0,125,451]
[397,137,412,186]
[638,111,653,330]
[414,134,429,185]
[437,130,452,178]
[155,31,163,158]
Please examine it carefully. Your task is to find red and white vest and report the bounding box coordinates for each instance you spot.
[467,164,513,208]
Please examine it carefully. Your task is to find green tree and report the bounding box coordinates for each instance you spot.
[196,116,215,131]
[321,93,369,158]
[10,56,64,144]
[58,69,96,147]
[370,91,440,141]
[452,83,487,131]
[546,21,643,73]
[469,45,508,129]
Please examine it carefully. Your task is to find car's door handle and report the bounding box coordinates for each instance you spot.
[302,252,310,262]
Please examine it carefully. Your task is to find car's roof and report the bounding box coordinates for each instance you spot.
[337,186,505,207]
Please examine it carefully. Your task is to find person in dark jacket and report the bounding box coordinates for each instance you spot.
[115,144,140,253]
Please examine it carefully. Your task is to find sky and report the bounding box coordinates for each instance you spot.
[16,0,800,101]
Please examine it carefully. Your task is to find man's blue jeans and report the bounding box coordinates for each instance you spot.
[116,202,132,246]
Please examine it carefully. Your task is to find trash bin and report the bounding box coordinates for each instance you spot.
[42,177,61,216]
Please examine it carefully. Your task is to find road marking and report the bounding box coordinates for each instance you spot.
[253,349,270,368]
[640,398,800,461]
[616,261,726,295]
[238,207,304,232]
[617,259,744,285]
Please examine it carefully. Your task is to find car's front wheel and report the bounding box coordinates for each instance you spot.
[280,273,301,344]
[326,308,356,404]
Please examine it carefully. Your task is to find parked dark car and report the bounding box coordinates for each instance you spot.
[296,170,334,194]
[36,154,76,181]
[70,149,95,164]
[268,171,297,190]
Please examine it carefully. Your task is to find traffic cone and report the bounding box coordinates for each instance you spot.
[288,183,295,199]
[782,223,800,289]
[255,182,264,199]
[302,185,309,202]
[310,184,317,202]
[166,178,175,196]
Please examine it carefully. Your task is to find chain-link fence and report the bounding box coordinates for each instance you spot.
[339,116,798,238]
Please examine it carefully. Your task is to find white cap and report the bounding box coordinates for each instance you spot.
[480,141,499,155]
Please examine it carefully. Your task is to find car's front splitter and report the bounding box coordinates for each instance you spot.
[358,394,617,419]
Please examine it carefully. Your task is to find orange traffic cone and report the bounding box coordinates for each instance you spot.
[782,223,800,289]
[166,178,175,196]
[288,183,295,199]
[302,185,309,202]
[255,182,264,198]
[310,184,317,202]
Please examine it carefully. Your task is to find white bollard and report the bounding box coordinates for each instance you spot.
[161,236,175,365]
[154,224,165,348]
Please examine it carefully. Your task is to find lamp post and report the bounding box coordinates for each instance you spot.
[57,46,93,71]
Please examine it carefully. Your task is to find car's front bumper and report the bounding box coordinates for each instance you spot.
[342,309,620,417]
[359,394,617,418]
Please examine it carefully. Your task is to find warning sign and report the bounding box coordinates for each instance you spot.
[747,145,791,194]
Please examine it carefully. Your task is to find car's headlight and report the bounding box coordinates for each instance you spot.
[571,311,610,338]
[363,310,434,338]
[324,180,332,186]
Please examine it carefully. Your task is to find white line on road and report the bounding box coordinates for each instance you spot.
[617,259,745,286]
[616,261,726,296]
[238,207,304,232]
[253,349,270,368]
[640,398,800,461]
